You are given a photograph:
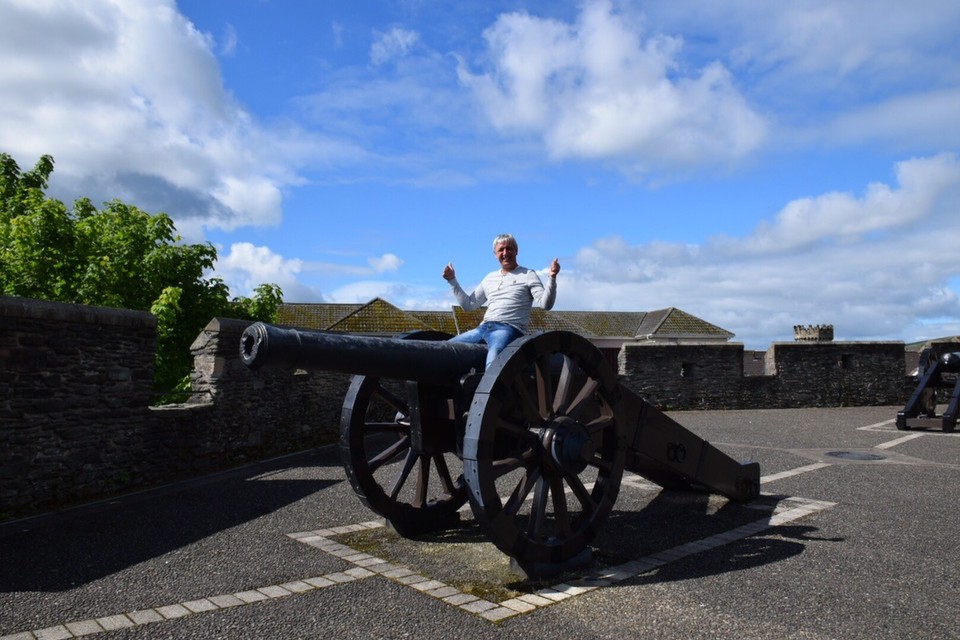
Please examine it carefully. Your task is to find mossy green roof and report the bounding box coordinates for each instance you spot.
[528,308,596,334]
[277,302,362,329]
[408,310,459,336]
[637,307,734,339]
[278,298,432,335]
[451,306,486,334]
[553,310,645,337]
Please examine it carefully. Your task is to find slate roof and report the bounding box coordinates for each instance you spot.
[278,303,362,329]
[528,308,594,334]
[451,306,486,335]
[277,299,734,341]
[552,310,643,337]
[636,307,735,340]
[327,298,434,334]
[277,298,433,335]
[408,310,459,336]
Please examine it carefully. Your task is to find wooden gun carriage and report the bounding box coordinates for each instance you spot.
[897,347,960,432]
[241,322,760,576]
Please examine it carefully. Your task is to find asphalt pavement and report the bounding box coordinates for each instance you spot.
[2,405,958,640]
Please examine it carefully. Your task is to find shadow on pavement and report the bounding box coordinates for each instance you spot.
[598,490,845,585]
[0,468,339,592]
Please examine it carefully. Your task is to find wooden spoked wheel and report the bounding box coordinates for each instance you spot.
[462,331,626,568]
[339,332,467,537]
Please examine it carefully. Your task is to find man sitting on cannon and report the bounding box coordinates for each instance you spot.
[442,233,560,368]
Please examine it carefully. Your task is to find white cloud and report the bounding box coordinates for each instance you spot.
[0,0,357,233]
[644,0,960,85]
[0,0,262,229]
[820,89,960,149]
[562,154,960,348]
[214,242,321,302]
[368,253,404,272]
[734,153,960,254]
[457,0,768,175]
[212,245,411,303]
[638,0,960,151]
[220,23,238,57]
[332,22,344,48]
[370,27,419,66]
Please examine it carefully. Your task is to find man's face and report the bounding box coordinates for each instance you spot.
[494,240,518,271]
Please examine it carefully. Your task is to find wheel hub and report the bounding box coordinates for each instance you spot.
[542,416,594,475]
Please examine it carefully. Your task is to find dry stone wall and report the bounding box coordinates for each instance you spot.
[617,343,747,410]
[1,297,157,513]
[618,340,909,410]
[1,297,348,518]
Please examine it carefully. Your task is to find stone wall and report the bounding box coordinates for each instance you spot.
[1,297,157,513]
[0,296,916,519]
[0,297,348,518]
[764,341,907,408]
[618,340,911,410]
[617,342,747,410]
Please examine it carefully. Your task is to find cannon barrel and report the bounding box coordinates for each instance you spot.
[240,321,488,385]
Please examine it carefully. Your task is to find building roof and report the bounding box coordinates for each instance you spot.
[552,310,644,337]
[277,298,435,335]
[451,306,485,336]
[528,308,595,334]
[278,302,363,330]
[328,298,435,333]
[636,307,735,341]
[408,310,459,336]
[278,299,735,342]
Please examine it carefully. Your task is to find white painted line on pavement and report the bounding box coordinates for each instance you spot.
[874,433,925,449]
[857,418,896,431]
[760,462,832,484]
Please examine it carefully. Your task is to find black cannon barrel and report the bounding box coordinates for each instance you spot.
[240,322,488,385]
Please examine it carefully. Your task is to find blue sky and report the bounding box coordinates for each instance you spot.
[1,0,958,348]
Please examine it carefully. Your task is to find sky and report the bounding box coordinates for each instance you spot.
[1,0,958,349]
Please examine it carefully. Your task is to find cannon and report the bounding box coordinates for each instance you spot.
[241,322,760,576]
[897,347,960,432]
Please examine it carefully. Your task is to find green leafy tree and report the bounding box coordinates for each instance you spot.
[1,153,283,394]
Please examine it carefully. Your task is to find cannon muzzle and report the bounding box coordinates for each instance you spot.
[240,321,487,385]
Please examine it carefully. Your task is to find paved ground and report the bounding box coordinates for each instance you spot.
[2,405,958,640]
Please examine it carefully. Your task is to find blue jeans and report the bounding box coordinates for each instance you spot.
[449,321,524,369]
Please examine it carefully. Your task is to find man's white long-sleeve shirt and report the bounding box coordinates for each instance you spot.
[447,266,556,333]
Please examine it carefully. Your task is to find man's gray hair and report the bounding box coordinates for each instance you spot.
[492,233,517,251]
